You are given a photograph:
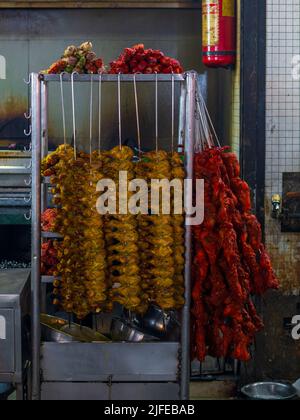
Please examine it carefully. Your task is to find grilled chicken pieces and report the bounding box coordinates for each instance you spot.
[192,147,279,362]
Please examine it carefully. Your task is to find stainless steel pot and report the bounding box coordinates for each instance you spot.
[134,305,180,340]
[111,318,158,343]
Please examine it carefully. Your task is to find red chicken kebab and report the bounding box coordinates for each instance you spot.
[192,147,279,362]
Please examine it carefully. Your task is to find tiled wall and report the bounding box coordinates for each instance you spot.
[266,0,300,294]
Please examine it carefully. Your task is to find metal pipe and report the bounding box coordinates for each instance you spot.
[41,81,48,212]
[41,81,49,315]
[178,82,187,151]
[181,71,197,401]
[31,73,42,401]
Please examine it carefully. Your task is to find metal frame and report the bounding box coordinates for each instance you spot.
[0,1,202,9]
[240,0,266,231]
[30,71,197,401]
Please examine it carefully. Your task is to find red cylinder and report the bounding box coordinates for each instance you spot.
[202,0,236,68]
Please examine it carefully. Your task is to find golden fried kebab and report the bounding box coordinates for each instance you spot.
[103,146,142,312]
[137,151,176,310]
[46,146,108,319]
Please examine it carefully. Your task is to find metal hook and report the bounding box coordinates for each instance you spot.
[59,72,67,148]
[23,74,32,85]
[118,73,122,150]
[24,109,32,120]
[24,126,32,137]
[23,143,32,153]
[24,209,32,221]
[24,193,32,204]
[71,72,79,160]
[25,160,32,170]
[24,177,32,186]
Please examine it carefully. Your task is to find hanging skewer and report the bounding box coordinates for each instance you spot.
[89,74,93,161]
[98,73,102,153]
[59,72,67,148]
[133,73,141,157]
[71,72,78,159]
[155,72,159,152]
[118,73,122,150]
[171,72,175,153]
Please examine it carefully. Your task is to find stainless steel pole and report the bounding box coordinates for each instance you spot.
[41,81,48,314]
[181,71,197,401]
[31,73,42,401]
[178,82,187,150]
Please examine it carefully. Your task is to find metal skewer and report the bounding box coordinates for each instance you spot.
[118,73,122,150]
[71,72,78,159]
[98,73,102,153]
[155,72,159,152]
[133,74,141,157]
[171,72,175,153]
[89,74,93,161]
[59,72,67,148]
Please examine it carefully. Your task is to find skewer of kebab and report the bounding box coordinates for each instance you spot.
[81,76,109,314]
[103,76,142,312]
[137,75,177,311]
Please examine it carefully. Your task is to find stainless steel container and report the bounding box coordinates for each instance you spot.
[41,314,110,343]
[111,318,158,343]
[241,382,298,400]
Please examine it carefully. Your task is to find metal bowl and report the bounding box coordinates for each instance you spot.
[111,318,158,343]
[41,314,109,343]
[135,305,180,340]
[241,382,298,400]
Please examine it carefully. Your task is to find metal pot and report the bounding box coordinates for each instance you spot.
[134,305,180,340]
[111,318,158,343]
[241,382,298,400]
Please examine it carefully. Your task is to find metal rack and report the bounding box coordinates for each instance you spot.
[30,72,197,401]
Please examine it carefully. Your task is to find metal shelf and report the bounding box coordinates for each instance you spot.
[30,71,196,401]
[42,232,63,239]
[0,1,201,9]
[41,73,186,83]
[41,276,56,284]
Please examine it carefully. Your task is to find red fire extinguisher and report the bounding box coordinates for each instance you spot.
[202,0,236,68]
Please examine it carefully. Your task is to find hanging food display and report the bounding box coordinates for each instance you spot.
[109,44,184,74]
[202,0,237,68]
[191,92,279,362]
[43,42,105,74]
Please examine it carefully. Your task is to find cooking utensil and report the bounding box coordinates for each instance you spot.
[134,305,180,340]
[241,382,298,400]
[111,318,158,343]
[41,314,109,343]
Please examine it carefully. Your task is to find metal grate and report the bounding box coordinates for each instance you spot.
[265,0,300,294]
